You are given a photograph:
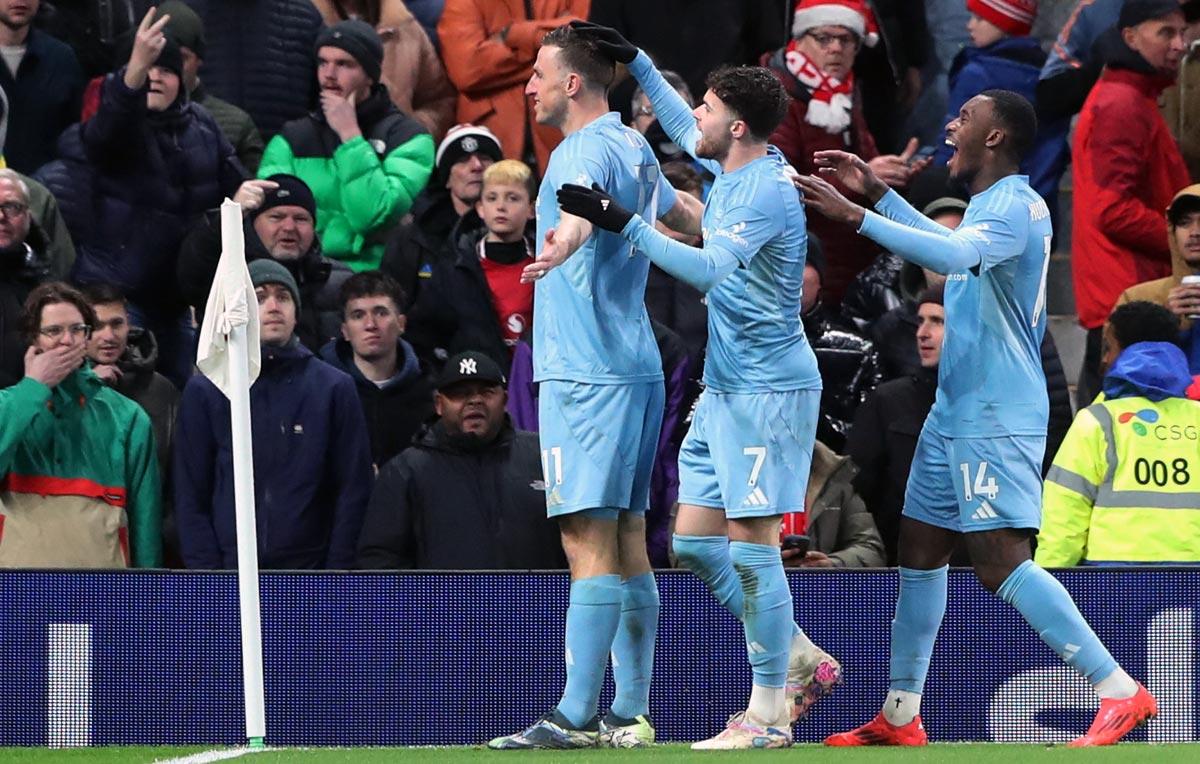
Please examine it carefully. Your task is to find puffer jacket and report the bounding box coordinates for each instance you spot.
[803,307,881,453]
[799,441,886,568]
[109,327,180,475]
[38,70,246,313]
[182,0,323,138]
[0,241,51,388]
[258,85,435,271]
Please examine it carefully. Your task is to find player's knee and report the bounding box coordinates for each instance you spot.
[971,562,1009,593]
[671,534,710,572]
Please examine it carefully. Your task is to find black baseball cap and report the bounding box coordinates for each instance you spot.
[436,351,507,391]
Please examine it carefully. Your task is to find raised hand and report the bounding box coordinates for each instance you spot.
[793,173,866,227]
[568,21,639,64]
[811,148,888,202]
[556,183,633,233]
[125,9,172,90]
[232,179,280,213]
[865,138,929,192]
[25,344,87,389]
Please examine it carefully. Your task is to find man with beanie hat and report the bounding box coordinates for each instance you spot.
[380,123,502,363]
[0,0,84,174]
[931,1,1059,208]
[1072,0,1190,405]
[154,1,264,173]
[761,0,927,304]
[36,7,252,388]
[258,18,434,272]
[174,249,373,570]
[178,173,352,354]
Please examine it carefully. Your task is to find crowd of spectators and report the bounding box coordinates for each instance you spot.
[1,0,1198,570]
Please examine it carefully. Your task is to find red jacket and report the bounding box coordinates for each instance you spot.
[762,50,881,304]
[438,0,588,174]
[1072,66,1190,329]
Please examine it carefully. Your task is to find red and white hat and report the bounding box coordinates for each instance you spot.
[791,0,880,47]
[966,0,1037,36]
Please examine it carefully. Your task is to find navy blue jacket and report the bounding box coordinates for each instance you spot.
[934,37,1060,203]
[36,70,245,312]
[182,0,322,138]
[0,28,84,174]
[173,340,373,569]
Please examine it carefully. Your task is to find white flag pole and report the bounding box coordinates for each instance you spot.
[219,200,267,748]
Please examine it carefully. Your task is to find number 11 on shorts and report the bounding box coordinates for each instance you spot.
[959,461,999,502]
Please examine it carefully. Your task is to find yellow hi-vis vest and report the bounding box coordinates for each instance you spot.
[1037,395,1200,566]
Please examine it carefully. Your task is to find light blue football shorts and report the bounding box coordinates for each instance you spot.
[678,388,819,519]
[537,379,664,518]
[903,428,1046,532]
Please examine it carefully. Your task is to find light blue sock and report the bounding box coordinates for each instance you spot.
[557,574,622,727]
[609,572,660,719]
[889,566,948,693]
[673,534,802,639]
[728,541,793,689]
[673,534,744,617]
[997,560,1118,682]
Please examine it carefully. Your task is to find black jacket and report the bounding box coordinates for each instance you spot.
[177,214,351,353]
[845,367,937,565]
[110,327,179,474]
[803,307,882,453]
[0,242,51,388]
[0,27,84,174]
[318,337,436,469]
[357,419,565,570]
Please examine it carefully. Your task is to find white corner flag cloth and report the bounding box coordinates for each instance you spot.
[197,199,261,397]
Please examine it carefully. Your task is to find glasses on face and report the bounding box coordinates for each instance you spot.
[39,323,92,341]
[634,103,655,119]
[806,31,860,49]
[0,201,29,219]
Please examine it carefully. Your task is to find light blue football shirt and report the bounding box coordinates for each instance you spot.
[625,52,820,394]
[533,112,676,384]
[866,175,1053,437]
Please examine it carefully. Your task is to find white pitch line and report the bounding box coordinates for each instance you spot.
[155,746,271,764]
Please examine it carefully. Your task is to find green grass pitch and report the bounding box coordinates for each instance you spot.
[1,744,1198,763]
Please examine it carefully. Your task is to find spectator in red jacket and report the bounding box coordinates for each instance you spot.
[762,0,925,304]
[1071,0,1191,405]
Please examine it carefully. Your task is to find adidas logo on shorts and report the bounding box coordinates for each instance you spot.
[742,487,769,508]
[970,500,999,521]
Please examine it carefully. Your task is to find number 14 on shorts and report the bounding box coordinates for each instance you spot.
[960,461,999,502]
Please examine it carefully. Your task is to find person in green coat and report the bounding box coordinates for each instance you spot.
[258,19,434,272]
[0,282,160,568]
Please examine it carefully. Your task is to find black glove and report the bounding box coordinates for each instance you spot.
[568,20,638,64]
[557,183,634,233]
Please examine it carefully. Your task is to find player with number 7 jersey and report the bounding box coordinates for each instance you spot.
[795,90,1155,748]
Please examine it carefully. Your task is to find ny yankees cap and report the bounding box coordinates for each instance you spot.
[436,350,507,391]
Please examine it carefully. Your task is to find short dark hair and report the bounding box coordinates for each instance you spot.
[1108,301,1180,349]
[704,66,789,142]
[917,281,945,308]
[541,25,615,93]
[339,270,408,316]
[80,283,127,307]
[21,282,99,344]
[980,89,1037,162]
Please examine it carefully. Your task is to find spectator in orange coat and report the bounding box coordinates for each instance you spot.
[311,0,457,141]
[437,0,587,175]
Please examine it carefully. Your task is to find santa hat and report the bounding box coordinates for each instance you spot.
[967,0,1037,37]
[792,0,880,47]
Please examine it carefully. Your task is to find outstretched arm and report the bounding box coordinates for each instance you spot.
[520,213,594,283]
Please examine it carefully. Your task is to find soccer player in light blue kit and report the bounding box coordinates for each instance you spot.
[556,22,843,749]
[488,25,703,750]
[796,90,1157,747]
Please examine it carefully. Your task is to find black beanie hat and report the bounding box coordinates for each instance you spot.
[155,35,185,81]
[1119,0,1185,28]
[255,174,318,224]
[315,20,383,83]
